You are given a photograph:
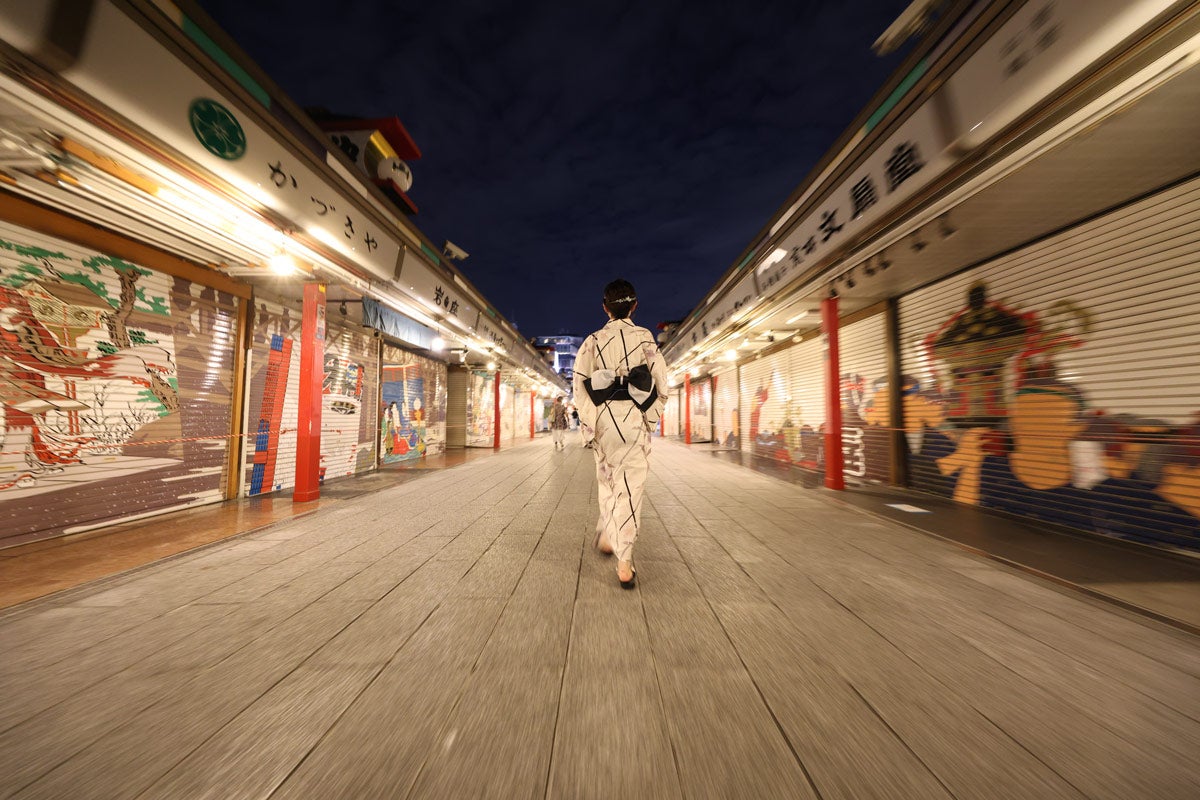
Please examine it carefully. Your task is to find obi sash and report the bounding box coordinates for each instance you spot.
[583,364,658,412]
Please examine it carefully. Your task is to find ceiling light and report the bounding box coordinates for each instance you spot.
[268,251,296,275]
[487,361,497,371]
[725,349,737,361]
[431,336,445,351]
[785,310,809,325]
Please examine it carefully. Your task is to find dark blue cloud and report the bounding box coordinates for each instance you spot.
[198,0,913,334]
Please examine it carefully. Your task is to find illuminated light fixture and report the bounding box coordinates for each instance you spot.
[785,310,809,325]
[725,349,738,362]
[765,247,787,266]
[269,250,296,275]
[487,361,497,371]
[431,336,445,351]
[741,338,750,347]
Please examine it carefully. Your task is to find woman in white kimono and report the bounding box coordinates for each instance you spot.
[573,279,669,588]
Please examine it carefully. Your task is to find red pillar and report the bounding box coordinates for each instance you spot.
[822,295,845,490]
[684,373,692,445]
[293,282,326,502]
[493,370,502,449]
[529,390,535,438]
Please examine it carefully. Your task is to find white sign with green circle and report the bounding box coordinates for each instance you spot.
[188,98,246,160]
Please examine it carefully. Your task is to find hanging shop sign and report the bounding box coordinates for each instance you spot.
[754,103,951,301]
[362,297,436,350]
[684,272,759,350]
[1,1,405,283]
[942,0,1175,152]
[475,313,511,355]
[395,247,480,333]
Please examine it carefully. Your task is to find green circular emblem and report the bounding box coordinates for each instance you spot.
[188,98,246,160]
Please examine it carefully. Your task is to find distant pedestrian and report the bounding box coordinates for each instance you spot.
[571,406,580,430]
[549,395,569,450]
[573,279,668,588]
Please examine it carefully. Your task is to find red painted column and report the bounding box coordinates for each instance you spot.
[529,390,535,438]
[293,282,326,502]
[493,370,502,449]
[684,373,692,445]
[821,295,845,490]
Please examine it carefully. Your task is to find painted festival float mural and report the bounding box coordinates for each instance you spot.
[896,282,1199,551]
[1,226,238,544]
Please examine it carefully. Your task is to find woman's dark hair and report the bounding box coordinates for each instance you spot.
[603,279,637,319]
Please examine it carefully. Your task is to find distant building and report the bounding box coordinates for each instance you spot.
[531,334,583,379]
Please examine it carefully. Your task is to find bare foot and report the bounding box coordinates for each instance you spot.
[617,560,635,584]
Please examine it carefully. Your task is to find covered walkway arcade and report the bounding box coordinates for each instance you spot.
[2,439,1199,799]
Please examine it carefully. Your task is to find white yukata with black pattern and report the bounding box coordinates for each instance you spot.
[573,317,669,566]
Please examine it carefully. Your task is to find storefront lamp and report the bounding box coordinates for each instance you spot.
[268,250,296,275]
[431,336,445,351]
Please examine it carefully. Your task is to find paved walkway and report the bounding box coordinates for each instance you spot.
[2,440,1198,799]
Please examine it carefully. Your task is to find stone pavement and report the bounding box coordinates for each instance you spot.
[2,439,1198,799]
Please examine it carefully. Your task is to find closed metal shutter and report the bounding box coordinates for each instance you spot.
[711,366,739,450]
[514,386,532,440]
[662,389,680,437]
[446,365,468,448]
[688,377,713,443]
[739,349,787,460]
[899,176,1200,551]
[499,381,515,442]
[381,343,448,461]
[838,312,891,485]
[321,322,379,481]
[244,297,301,496]
[0,221,238,544]
[466,369,495,447]
[788,337,827,478]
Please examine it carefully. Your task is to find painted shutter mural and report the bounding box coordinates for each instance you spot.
[899,177,1200,552]
[500,382,515,442]
[689,377,713,443]
[244,297,301,496]
[711,366,739,449]
[0,222,238,545]
[380,343,447,462]
[321,322,378,480]
[838,313,890,485]
[739,340,827,484]
[740,349,787,460]
[466,369,495,447]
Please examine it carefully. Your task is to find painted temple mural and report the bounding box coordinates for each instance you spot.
[1,230,237,543]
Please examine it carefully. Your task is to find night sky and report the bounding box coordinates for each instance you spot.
[197,0,914,337]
